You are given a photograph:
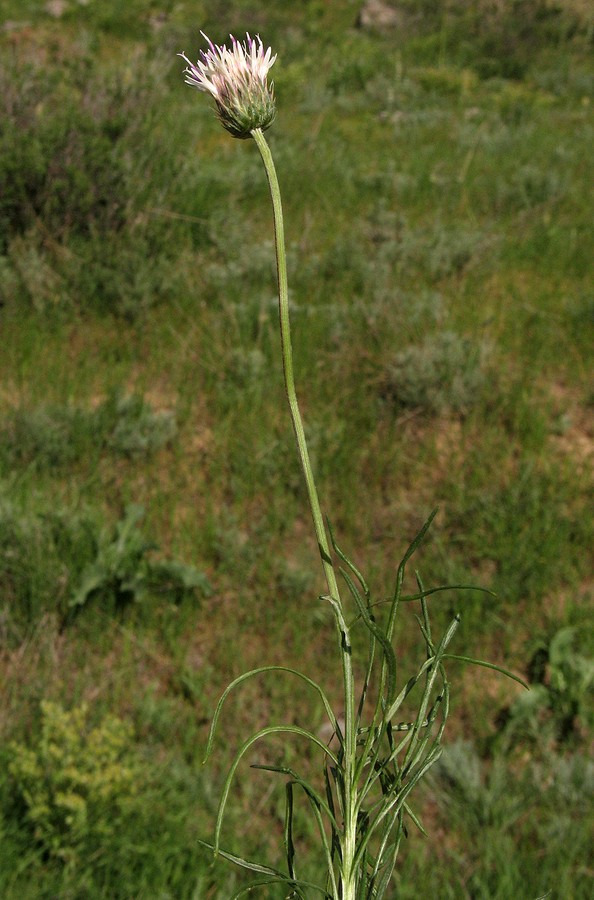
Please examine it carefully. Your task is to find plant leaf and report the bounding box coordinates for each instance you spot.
[204,666,339,763]
[442,654,529,689]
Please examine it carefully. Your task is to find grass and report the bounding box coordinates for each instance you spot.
[0,0,592,896]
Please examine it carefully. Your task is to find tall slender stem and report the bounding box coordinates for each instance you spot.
[251,126,358,899]
[250,128,336,600]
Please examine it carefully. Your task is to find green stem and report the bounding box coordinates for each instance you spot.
[251,127,357,899]
[250,129,336,599]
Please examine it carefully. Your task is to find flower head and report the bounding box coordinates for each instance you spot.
[179,32,276,138]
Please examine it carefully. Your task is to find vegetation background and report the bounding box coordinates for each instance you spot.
[0,0,592,896]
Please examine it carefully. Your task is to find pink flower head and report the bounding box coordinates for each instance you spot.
[179,32,276,138]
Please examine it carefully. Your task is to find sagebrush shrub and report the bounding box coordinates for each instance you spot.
[0,50,182,316]
[381,330,488,414]
[0,391,177,471]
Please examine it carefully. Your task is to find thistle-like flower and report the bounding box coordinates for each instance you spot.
[179,32,276,138]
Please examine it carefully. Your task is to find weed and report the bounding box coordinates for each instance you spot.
[0,495,209,640]
[501,625,594,745]
[182,33,527,899]
[0,405,93,469]
[0,1,591,895]
[68,504,211,620]
[0,498,77,640]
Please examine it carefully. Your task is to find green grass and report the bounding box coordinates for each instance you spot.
[0,0,592,896]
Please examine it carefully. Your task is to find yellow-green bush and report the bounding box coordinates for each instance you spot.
[9,701,143,866]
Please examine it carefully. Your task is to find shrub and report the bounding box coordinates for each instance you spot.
[0,80,126,250]
[426,739,594,899]
[0,391,177,472]
[448,462,592,608]
[107,393,177,457]
[381,330,488,414]
[0,405,96,470]
[2,711,229,897]
[8,701,143,867]
[0,47,184,316]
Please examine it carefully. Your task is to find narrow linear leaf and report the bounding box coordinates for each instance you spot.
[285,782,296,881]
[399,616,459,769]
[199,844,331,898]
[384,654,439,723]
[231,879,328,899]
[341,566,397,709]
[214,725,339,855]
[327,519,370,598]
[198,840,286,877]
[203,666,339,763]
[386,508,439,648]
[252,764,340,831]
[402,800,428,836]
[255,766,339,898]
[442,654,529,689]
[399,583,497,603]
[400,508,439,570]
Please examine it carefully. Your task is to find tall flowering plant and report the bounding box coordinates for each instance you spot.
[180,33,525,899]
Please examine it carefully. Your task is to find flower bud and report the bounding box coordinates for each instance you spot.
[179,32,276,138]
